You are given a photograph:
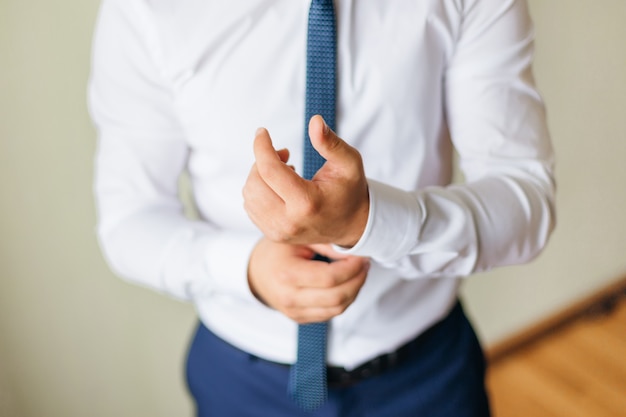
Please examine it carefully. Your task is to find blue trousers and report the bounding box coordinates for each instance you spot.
[186,302,491,416]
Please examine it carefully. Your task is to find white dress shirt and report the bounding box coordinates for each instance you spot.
[89,0,555,369]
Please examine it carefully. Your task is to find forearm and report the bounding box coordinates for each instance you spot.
[336,0,557,278]
[336,165,555,279]
[97,202,261,301]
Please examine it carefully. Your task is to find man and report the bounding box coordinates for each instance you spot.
[89,0,555,416]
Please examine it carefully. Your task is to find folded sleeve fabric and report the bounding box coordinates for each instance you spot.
[334,0,555,279]
[89,0,261,302]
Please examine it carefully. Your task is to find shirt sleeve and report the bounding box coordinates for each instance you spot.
[88,0,260,301]
[337,0,556,278]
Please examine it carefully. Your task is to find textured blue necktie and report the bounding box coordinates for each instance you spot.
[288,0,336,412]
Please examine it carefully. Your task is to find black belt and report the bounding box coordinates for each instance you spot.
[278,302,462,388]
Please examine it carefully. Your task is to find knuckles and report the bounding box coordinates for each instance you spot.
[274,286,352,324]
[326,292,349,310]
[271,194,326,242]
[242,189,321,244]
[292,192,322,218]
[316,274,338,288]
[346,148,364,174]
[277,292,298,310]
[265,223,302,243]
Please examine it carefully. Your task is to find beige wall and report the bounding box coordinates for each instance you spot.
[0,0,624,416]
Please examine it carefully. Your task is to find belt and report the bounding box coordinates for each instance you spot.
[287,302,462,388]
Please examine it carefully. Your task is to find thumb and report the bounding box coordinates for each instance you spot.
[308,115,359,168]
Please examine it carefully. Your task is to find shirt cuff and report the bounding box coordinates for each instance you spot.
[205,231,262,302]
[333,179,422,262]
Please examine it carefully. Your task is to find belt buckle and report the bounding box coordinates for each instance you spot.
[328,347,402,388]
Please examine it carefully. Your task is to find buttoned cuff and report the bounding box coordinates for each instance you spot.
[333,179,422,262]
[205,231,263,302]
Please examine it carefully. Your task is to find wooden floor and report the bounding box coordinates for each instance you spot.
[486,296,626,417]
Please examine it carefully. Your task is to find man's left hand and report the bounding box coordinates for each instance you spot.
[243,115,369,248]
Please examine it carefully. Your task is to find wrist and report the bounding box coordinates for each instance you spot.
[247,238,271,306]
[336,185,370,248]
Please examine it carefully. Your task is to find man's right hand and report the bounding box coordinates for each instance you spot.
[247,238,370,324]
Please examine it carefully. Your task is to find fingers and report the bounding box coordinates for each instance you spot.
[244,128,299,239]
[248,238,370,324]
[279,256,370,324]
[296,268,367,308]
[245,123,368,247]
[243,163,286,229]
[287,272,368,323]
[308,115,361,172]
[276,147,290,164]
[253,128,307,202]
[294,255,369,288]
[246,126,326,243]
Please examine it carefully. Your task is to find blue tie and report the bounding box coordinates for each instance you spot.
[288,0,336,412]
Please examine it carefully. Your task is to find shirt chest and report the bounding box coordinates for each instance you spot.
[149,0,460,175]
